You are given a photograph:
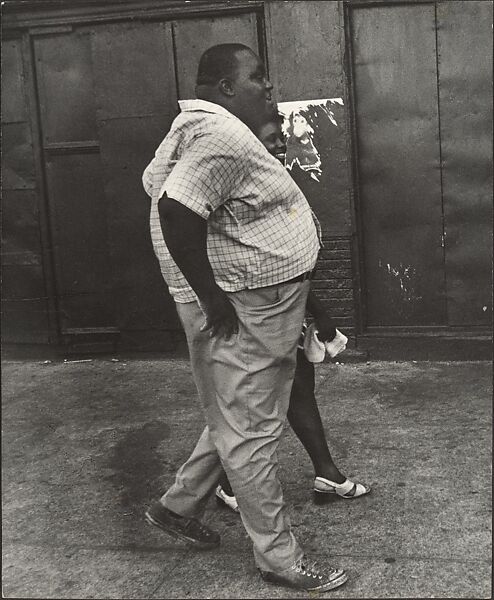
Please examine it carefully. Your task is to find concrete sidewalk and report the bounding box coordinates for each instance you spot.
[2,357,492,599]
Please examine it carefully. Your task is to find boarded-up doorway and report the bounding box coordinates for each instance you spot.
[350,1,493,330]
[30,9,262,349]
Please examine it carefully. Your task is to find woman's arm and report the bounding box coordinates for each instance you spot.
[306,289,337,342]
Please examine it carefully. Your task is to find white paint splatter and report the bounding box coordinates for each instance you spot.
[380,261,422,303]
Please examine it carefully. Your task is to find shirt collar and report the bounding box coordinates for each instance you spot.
[178,99,236,120]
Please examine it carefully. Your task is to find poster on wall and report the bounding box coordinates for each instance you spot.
[276,98,347,231]
[277,98,344,182]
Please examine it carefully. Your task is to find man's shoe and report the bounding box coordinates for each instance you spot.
[215,485,240,513]
[145,501,220,549]
[259,555,348,592]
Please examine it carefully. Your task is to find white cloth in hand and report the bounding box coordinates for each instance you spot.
[303,323,348,363]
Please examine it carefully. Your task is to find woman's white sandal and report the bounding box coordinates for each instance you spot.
[314,476,371,498]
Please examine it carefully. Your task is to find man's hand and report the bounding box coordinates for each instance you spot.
[200,288,239,340]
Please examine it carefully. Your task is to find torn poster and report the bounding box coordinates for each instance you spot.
[278,98,344,182]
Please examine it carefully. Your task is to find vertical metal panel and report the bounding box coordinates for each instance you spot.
[1,190,42,258]
[1,39,27,122]
[92,21,181,339]
[2,40,36,192]
[437,1,493,326]
[20,32,61,344]
[33,30,97,142]
[265,1,345,102]
[33,30,114,332]
[1,37,50,343]
[265,0,352,235]
[352,4,446,326]
[92,22,177,121]
[96,117,179,333]
[173,13,259,99]
[2,264,45,298]
[2,122,37,191]
[44,152,113,329]
[1,299,52,344]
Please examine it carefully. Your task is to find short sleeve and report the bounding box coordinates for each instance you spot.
[142,158,154,197]
[162,131,245,219]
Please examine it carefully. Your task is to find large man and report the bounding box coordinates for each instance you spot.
[142,43,347,593]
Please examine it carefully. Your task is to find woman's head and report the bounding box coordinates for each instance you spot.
[258,113,286,161]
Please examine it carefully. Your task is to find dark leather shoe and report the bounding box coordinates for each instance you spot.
[145,502,220,549]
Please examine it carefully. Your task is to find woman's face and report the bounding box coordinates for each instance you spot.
[258,120,286,162]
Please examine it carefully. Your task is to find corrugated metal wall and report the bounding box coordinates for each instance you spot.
[351,3,447,326]
[436,1,493,327]
[1,3,269,351]
[1,36,52,343]
[1,0,492,352]
[350,0,493,329]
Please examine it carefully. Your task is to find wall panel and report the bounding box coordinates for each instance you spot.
[1,37,50,343]
[93,22,178,120]
[1,299,52,344]
[34,30,98,143]
[33,28,117,338]
[1,191,42,258]
[34,30,96,143]
[437,0,493,326]
[351,3,446,326]
[2,122,37,191]
[44,152,113,328]
[96,117,177,337]
[92,21,181,347]
[1,39,27,123]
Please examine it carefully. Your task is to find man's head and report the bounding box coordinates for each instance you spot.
[258,113,286,162]
[195,43,274,132]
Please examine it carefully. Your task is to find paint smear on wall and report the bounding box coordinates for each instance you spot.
[378,260,423,304]
[278,98,344,182]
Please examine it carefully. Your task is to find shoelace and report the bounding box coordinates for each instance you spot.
[291,557,324,580]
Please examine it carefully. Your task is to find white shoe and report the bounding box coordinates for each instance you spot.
[215,485,239,513]
[304,324,348,362]
[314,476,371,498]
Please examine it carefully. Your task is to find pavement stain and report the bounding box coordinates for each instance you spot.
[104,421,171,509]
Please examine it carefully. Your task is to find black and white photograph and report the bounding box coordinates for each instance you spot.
[1,0,492,598]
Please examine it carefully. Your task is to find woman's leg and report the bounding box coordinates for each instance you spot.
[286,350,345,483]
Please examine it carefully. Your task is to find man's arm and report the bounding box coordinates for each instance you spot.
[158,193,238,339]
[306,289,337,342]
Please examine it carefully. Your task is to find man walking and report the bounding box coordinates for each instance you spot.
[142,43,347,593]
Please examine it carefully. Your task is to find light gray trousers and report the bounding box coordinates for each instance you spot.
[161,280,310,573]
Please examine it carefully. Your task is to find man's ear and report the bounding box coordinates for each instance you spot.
[219,78,235,97]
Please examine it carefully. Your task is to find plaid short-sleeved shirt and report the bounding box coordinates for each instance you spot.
[143,99,321,303]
